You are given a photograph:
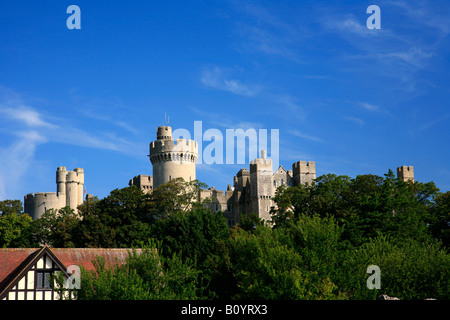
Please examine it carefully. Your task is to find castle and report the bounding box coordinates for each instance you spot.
[129,125,414,226]
[24,167,85,220]
[24,124,415,224]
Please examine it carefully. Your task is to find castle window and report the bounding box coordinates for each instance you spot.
[169,175,172,181]
[273,180,276,187]
[281,179,284,185]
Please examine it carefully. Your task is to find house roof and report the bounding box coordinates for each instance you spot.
[0,247,140,298]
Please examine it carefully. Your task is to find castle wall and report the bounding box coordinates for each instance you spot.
[24,167,84,220]
[129,175,153,193]
[273,166,294,190]
[24,192,65,220]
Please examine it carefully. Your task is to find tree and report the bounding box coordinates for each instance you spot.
[0,199,23,216]
[229,225,344,299]
[342,236,450,299]
[280,215,345,280]
[76,186,152,248]
[151,207,233,299]
[74,245,200,300]
[271,171,440,245]
[29,207,79,247]
[239,212,264,231]
[147,178,207,218]
[0,211,33,247]
[428,191,450,247]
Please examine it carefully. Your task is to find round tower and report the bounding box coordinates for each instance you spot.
[74,168,84,206]
[56,166,67,197]
[66,170,79,210]
[149,125,198,189]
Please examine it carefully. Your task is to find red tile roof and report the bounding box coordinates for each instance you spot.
[0,247,140,285]
[0,248,39,286]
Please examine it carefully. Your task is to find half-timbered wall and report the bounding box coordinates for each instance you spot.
[3,253,67,300]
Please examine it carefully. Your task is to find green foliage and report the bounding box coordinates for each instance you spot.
[75,244,200,300]
[147,178,207,217]
[271,171,440,246]
[239,212,265,231]
[1,173,448,300]
[280,215,345,280]
[229,225,344,300]
[428,191,450,247]
[342,236,449,299]
[151,207,233,299]
[29,207,79,247]
[0,210,32,247]
[76,186,152,248]
[0,199,23,216]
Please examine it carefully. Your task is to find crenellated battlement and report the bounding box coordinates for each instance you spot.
[148,125,199,188]
[292,161,316,176]
[292,161,316,185]
[24,167,85,220]
[397,165,414,182]
[150,138,198,155]
[24,192,58,201]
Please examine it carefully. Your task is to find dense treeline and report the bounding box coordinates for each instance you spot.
[0,172,449,300]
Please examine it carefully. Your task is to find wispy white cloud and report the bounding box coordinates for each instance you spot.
[288,129,324,143]
[358,102,380,112]
[0,103,138,155]
[200,65,260,97]
[418,113,450,131]
[323,15,370,38]
[0,88,143,199]
[231,2,306,62]
[189,106,263,130]
[0,106,57,129]
[317,3,446,93]
[343,116,365,128]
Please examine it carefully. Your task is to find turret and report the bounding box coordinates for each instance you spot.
[56,167,67,196]
[149,125,198,189]
[74,168,84,206]
[292,161,316,185]
[249,150,273,222]
[66,170,79,210]
[397,165,414,182]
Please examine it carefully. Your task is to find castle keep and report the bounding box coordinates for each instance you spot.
[149,125,199,188]
[24,167,84,220]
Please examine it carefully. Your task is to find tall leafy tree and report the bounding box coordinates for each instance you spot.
[76,186,152,248]
[151,207,233,299]
[0,210,33,247]
[229,225,345,300]
[0,199,23,216]
[29,206,79,247]
[428,191,450,247]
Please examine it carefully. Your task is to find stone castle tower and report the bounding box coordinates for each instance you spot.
[397,165,414,182]
[149,125,199,189]
[249,150,274,221]
[24,167,84,220]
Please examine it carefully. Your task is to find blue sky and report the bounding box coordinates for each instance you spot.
[0,0,449,202]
